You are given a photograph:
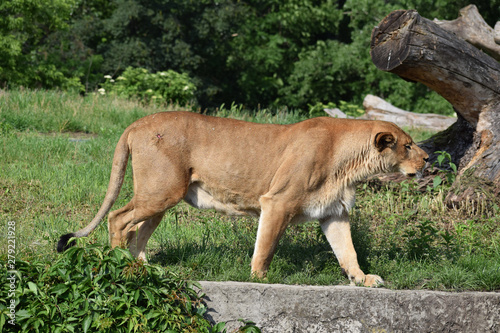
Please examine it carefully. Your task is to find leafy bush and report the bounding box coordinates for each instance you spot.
[0,245,259,332]
[101,67,197,107]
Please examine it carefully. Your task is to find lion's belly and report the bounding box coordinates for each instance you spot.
[297,185,356,222]
[184,181,356,222]
[183,182,260,217]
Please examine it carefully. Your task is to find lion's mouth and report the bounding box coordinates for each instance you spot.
[407,170,424,179]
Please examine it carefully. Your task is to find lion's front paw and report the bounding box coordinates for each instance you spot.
[364,274,384,287]
[250,270,268,282]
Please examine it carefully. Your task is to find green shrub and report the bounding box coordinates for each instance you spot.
[0,244,259,333]
[101,67,197,107]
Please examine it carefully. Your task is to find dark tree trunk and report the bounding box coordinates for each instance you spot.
[370,9,500,190]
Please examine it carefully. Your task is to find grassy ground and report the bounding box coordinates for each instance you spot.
[1,89,499,291]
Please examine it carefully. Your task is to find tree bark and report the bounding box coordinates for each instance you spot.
[370,9,500,187]
[433,5,500,61]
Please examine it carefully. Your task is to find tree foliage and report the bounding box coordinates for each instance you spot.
[1,0,499,113]
[0,0,83,90]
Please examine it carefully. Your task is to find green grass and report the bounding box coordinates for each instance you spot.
[1,89,499,291]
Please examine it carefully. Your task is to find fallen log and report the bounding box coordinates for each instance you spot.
[323,108,348,118]
[370,9,500,188]
[495,22,500,44]
[433,5,500,61]
[361,94,455,131]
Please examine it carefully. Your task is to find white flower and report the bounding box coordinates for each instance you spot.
[104,75,112,79]
[117,76,126,81]
[110,79,115,83]
[159,72,167,76]
[183,85,190,91]
[98,88,105,95]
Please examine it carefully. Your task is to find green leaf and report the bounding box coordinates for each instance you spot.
[83,314,92,333]
[0,313,5,332]
[127,317,134,332]
[57,268,68,279]
[437,154,445,166]
[433,176,442,189]
[51,283,69,296]
[143,289,155,305]
[27,281,38,295]
[66,323,76,333]
[134,289,140,304]
[238,319,261,333]
[185,300,192,313]
[146,310,162,319]
[16,309,31,321]
[190,281,202,290]
[211,321,226,333]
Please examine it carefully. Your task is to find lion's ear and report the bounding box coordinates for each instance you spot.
[375,132,395,152]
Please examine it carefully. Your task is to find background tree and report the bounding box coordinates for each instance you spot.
[0,0,81,90]
[2,0,499,113]
[227,0,343,108]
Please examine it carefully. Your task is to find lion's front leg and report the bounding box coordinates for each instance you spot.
[251,196,293,279]
[320,212,383,287]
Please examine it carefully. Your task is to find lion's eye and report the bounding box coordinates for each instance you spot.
[405,144,412,150]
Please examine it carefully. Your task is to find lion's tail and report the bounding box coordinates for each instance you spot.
[57,130,131,252]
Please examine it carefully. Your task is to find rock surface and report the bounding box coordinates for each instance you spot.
[200,281,500,332]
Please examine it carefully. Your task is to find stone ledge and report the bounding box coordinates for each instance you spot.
[199,281,500,332]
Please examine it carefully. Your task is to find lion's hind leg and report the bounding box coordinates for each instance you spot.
[126,213,165,262]
[107,192,183,256]
[108,157,189,257]
[108,201,135,249]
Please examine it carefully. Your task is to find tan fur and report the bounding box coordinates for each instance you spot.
[58,111,428,286]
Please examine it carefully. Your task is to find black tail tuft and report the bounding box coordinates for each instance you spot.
[57,233,76,253]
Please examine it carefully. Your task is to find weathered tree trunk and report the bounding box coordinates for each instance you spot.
[433,5,500,61]
[370,9,500,190]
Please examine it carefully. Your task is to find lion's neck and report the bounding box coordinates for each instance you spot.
[332,146,394,187]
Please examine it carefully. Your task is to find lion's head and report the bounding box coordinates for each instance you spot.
[374,124,429,178]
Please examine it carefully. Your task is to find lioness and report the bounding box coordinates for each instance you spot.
[58,112,428,286]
